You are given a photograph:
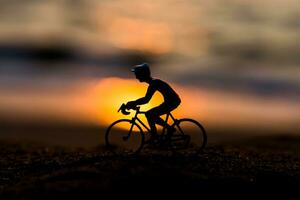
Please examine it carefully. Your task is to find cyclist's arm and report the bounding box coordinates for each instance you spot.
[134,85,155,105]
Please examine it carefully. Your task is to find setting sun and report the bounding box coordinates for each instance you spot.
[90,77,164,126]
[87,77,209,130]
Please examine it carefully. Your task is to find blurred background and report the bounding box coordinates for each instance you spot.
[0,0,299,147]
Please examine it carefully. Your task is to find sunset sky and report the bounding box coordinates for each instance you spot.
[0,0,300,134]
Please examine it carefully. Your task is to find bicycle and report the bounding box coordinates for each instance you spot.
[105,104,207,155]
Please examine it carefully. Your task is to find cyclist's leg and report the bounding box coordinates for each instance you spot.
[145,108,160,136]
[156,102,180,135]
[144,108,161,144]
[146,103,175,134]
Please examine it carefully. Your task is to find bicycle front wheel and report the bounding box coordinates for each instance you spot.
[173,118,207,155]
[105,119,145,155]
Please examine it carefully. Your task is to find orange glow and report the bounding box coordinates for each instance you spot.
[1,77,299,133]
[90,78,163,127]
[88,78,300,133]
[88,77,207,130]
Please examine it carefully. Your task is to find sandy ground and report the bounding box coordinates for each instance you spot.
[0,127,300,199]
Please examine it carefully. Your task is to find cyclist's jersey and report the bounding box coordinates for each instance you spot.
[146,79,181,105]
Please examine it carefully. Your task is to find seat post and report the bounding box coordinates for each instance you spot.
[169,112,176,123]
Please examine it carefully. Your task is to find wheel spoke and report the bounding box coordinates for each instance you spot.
[105,119,144,155]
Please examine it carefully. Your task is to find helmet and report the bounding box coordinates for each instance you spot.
[131,63,151,78]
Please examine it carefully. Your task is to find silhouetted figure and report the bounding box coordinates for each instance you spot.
[126,63,181,143]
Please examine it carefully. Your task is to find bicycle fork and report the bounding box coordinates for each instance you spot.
[123,113,139,141]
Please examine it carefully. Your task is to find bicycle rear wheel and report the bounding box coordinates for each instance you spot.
[171,118,207,155]
[105,119,145,155]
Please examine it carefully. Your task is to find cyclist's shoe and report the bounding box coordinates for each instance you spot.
[145,134,160,145]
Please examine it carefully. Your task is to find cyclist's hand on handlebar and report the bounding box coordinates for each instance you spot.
[126,101,136,109]
[118,104,130,115]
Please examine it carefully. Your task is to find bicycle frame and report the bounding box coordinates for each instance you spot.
[130,107,178,136]
[107,104,207,154]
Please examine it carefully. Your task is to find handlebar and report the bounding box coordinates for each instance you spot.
[118,103,140,115]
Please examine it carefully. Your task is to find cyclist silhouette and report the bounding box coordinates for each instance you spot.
[126,63,181,143]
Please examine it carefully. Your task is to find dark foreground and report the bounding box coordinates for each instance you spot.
[0,135,300,199]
